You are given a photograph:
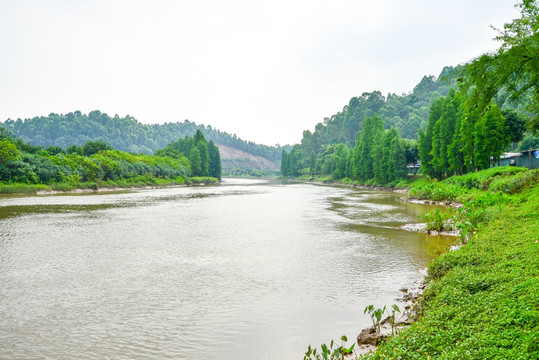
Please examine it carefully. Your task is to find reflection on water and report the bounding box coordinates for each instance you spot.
[0,178,455,360]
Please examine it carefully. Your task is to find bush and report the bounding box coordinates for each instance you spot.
[489,169,539,194]
[443,166,527,190]
[190,176,219,184]
[79,182,99,190]
[409,182,460,201]
[51,183,75,191]
[0,183,49,194]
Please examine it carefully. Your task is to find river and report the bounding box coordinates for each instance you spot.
[0,178,454,360]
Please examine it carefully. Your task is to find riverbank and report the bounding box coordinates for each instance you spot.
[285,176,411,194]
[0,176,219,195]
[355,168,539,359]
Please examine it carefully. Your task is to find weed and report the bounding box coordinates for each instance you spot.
[423,209,451,232]
[304,335,355,360]
[364,305,386,333]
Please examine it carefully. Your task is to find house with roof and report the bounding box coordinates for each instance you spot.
[495,149,539,169]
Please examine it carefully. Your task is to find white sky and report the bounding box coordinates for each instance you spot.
[0,0,520,146]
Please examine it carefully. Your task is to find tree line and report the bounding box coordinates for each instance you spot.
[0,111,288,161]
[156,129,221,179]
[0,127,221,187]
[282,114,416,185]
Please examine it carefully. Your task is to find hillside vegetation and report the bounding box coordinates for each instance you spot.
[0,112,288,163]
[0,128,220,194]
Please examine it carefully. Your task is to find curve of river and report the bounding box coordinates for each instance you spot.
[0,178,454,360]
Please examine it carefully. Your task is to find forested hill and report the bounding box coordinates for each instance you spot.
[299,66,460,155]
[0,113,289,163]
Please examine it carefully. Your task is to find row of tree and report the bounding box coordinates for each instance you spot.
[418,89,527,179]
[0,127,222,186]
[297,66,459,160]
[156,130,221,179]
[418,0,538,179]
[282,114,413,184]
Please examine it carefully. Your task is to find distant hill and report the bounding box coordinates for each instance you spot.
[217,144,280,171]
[0,112,289,171]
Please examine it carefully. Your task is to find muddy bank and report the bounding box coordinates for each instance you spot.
[400,197,463,208]
[401,222,460,237]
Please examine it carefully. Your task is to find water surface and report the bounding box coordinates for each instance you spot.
[0,178,454,359]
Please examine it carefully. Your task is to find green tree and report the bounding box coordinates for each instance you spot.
[354,114,384,180]
[309,151,316,176]
[281,151,288,176]
[197,141,209,176]
[82,140,113,157]
[460,106,479,173]
[418,98,443,177]
[503,110,527,144]
[208,141,222,179]
[389,132,407,182]
[474,104,508,169]
[0,138,20,163]
[189,147,202,176]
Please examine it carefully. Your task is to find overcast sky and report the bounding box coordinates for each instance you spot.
[0,0,520,146]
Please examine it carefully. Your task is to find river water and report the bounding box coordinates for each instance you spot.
[0,178,454,360]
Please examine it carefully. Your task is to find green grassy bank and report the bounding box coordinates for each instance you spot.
[358,167,539,360]
[0,176,219,194]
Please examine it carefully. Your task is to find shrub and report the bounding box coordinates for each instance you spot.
[190,176,219,184]
[409,182,460,201]
[489,169,539,194]
[443,166,527,190]
[0,183,48,194]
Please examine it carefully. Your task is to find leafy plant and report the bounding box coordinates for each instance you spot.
[364,305,387,333]
[388,304,401,336]
[304,335,355,360]
[423,209,450,232]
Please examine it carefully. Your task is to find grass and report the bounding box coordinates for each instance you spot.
[188,176,219,185]
[356,168,539,359]
[409,167,539,202]
[0,175,216,194]
[0,183,50,194]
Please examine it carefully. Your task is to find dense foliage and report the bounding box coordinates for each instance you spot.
[156,129,221,179]
[0,127,222,192]
[359,168,539,360]
[282,114,410,185]
[0,110,288,161]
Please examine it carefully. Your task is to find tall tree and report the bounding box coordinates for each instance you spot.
[189,147,202,176]
[419,98,443,178]
[208,141,222,179]
[281,151,288,176]
[197,141,209,176]
[309,151,316,176]
[474,104,508,169]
